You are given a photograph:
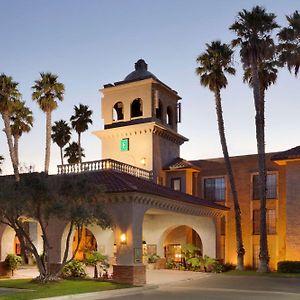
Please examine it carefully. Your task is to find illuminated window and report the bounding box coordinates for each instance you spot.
[252,173,277,200]
[171,178,181,192]
[253,209,276,235]
[204,177,225,202]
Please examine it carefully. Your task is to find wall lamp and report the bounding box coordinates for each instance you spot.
[120,233,127,245]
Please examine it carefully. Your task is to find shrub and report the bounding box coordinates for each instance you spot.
[166,260,175,269]
[62,260,86,278]
[278,261,300,273]
[148,254,160,264]
[5,254,22,276]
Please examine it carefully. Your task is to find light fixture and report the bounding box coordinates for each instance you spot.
[140,157,146,166]
[120,233,127,244]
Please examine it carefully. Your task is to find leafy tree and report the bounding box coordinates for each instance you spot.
[196,41,245,270]
[0,155,3,174]
[85,251,109,278]
[0,74,21,181]
[0,173,111,282]
[32,72,65,174]
[5,254,22,276]
[51,120,72,165]
[278,10,300,76]
[230,6,279,272]
[64,142,85,164]
[70,104,93,163]
[10,101,33,166]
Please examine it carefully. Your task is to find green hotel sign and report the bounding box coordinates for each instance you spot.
[120,138,129,151]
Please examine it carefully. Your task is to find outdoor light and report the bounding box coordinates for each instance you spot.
[140,157,146,166]
[120,233,127,244]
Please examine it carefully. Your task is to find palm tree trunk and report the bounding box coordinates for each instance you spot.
[44,110,52,174]
[215,90,245,270]
[13,135,20,167]
[78,132,82,163]
[60,147,64,165]
[251,59,269,273]
[1,110,20,181]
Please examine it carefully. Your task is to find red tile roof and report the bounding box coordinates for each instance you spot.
[271,146,300,161]
[164,157,201,171]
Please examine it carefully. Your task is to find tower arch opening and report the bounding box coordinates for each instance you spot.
[131,98,143,118]
[156,99,163,121]
[166,106,174,127]
[112,102,124,121]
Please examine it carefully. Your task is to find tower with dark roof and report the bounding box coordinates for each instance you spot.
[94,59,188,180]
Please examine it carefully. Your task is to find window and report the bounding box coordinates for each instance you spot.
[253,209,276,235]
[156,99,163,121]
[131,98,143,118]
[171,178,181,192]
[112,101,124,121]
[204,177,225,202]
[252,173,277,200]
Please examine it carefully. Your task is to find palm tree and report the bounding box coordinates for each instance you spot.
[70,104,93,163]
[10,101,34,166]
[0,74,21,181]
[51,120,72,165]
[278,10,300,76]
[230,6,279,273]
[196,41,245,270]
[64,142,85,164]
[32,72,65,174]
[0,155,4,174]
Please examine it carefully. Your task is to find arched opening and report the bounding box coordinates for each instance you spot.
[156,99,163,121]
[163,225,202,262]
[72,228,98,260]
[131,98,143,118]
[112,101,124,121]
[166,106,173,127]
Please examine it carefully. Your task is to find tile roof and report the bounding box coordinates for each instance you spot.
[271,145,300,161]
[68,169,227,211]
[164,157,201,171]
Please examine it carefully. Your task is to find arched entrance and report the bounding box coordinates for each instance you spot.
[163,225,202,262]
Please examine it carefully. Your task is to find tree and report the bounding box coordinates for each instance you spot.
[0,173,111,282]
[51,120,72,165]
[70,104,93,163]
[32,73,65,174]
[0,155,3,174]
[64,142,85,164]
[196,41,245,270]
[278,10,300,76]
[230,6,279,272]
[0,74,21,182]
[10,101,33,166]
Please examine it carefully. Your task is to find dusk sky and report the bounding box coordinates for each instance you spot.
[0,0,299,175]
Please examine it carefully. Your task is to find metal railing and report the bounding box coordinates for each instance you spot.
[57,159,153,180]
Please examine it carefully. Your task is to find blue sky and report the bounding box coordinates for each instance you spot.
[0,0,299,174]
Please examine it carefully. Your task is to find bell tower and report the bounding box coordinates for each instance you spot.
[93,59,188,180]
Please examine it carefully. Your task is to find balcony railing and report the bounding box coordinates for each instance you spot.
[57,159,153,180]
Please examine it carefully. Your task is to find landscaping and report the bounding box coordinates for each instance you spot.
[0,279,130,300]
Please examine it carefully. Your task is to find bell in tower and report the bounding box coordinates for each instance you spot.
[93,59,188,180]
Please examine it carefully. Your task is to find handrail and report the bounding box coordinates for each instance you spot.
[57,159,153,180]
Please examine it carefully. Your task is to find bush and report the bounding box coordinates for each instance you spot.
[148,254,160,264]
[278,261,300,273]
[62,260,87,278]
[5,254,22,276]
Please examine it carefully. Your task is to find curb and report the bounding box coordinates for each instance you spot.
[34,284,158,300]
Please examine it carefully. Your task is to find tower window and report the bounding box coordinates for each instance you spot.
[156,99,163,121]
[112,102,124,121]
[166,106,173,126]
[131,98,143,118]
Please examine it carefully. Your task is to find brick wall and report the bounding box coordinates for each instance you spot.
[113,265,146,285]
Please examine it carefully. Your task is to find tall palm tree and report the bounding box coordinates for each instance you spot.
[196,41,245,270]
[0,74,21,181]
[278,10,300,76]
[64,142,85,164]
[32,72,65,174]
[10,101,34,166]
[51,120,72,165]
[70,104,92,163]
[0,155,4,174]
[230,6,279,273]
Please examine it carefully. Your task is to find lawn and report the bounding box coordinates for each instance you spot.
[224,270,300,277]
[0,279,131,300]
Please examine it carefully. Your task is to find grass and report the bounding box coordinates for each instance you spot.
[224,270,300,278]
[0,279,131,300]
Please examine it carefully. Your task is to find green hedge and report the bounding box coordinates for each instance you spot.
[277,261,300,273]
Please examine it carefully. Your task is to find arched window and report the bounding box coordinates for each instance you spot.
[112,101,124,121]
[166,106,173,126]
[131,98,143,118]
[156,99,163,121]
